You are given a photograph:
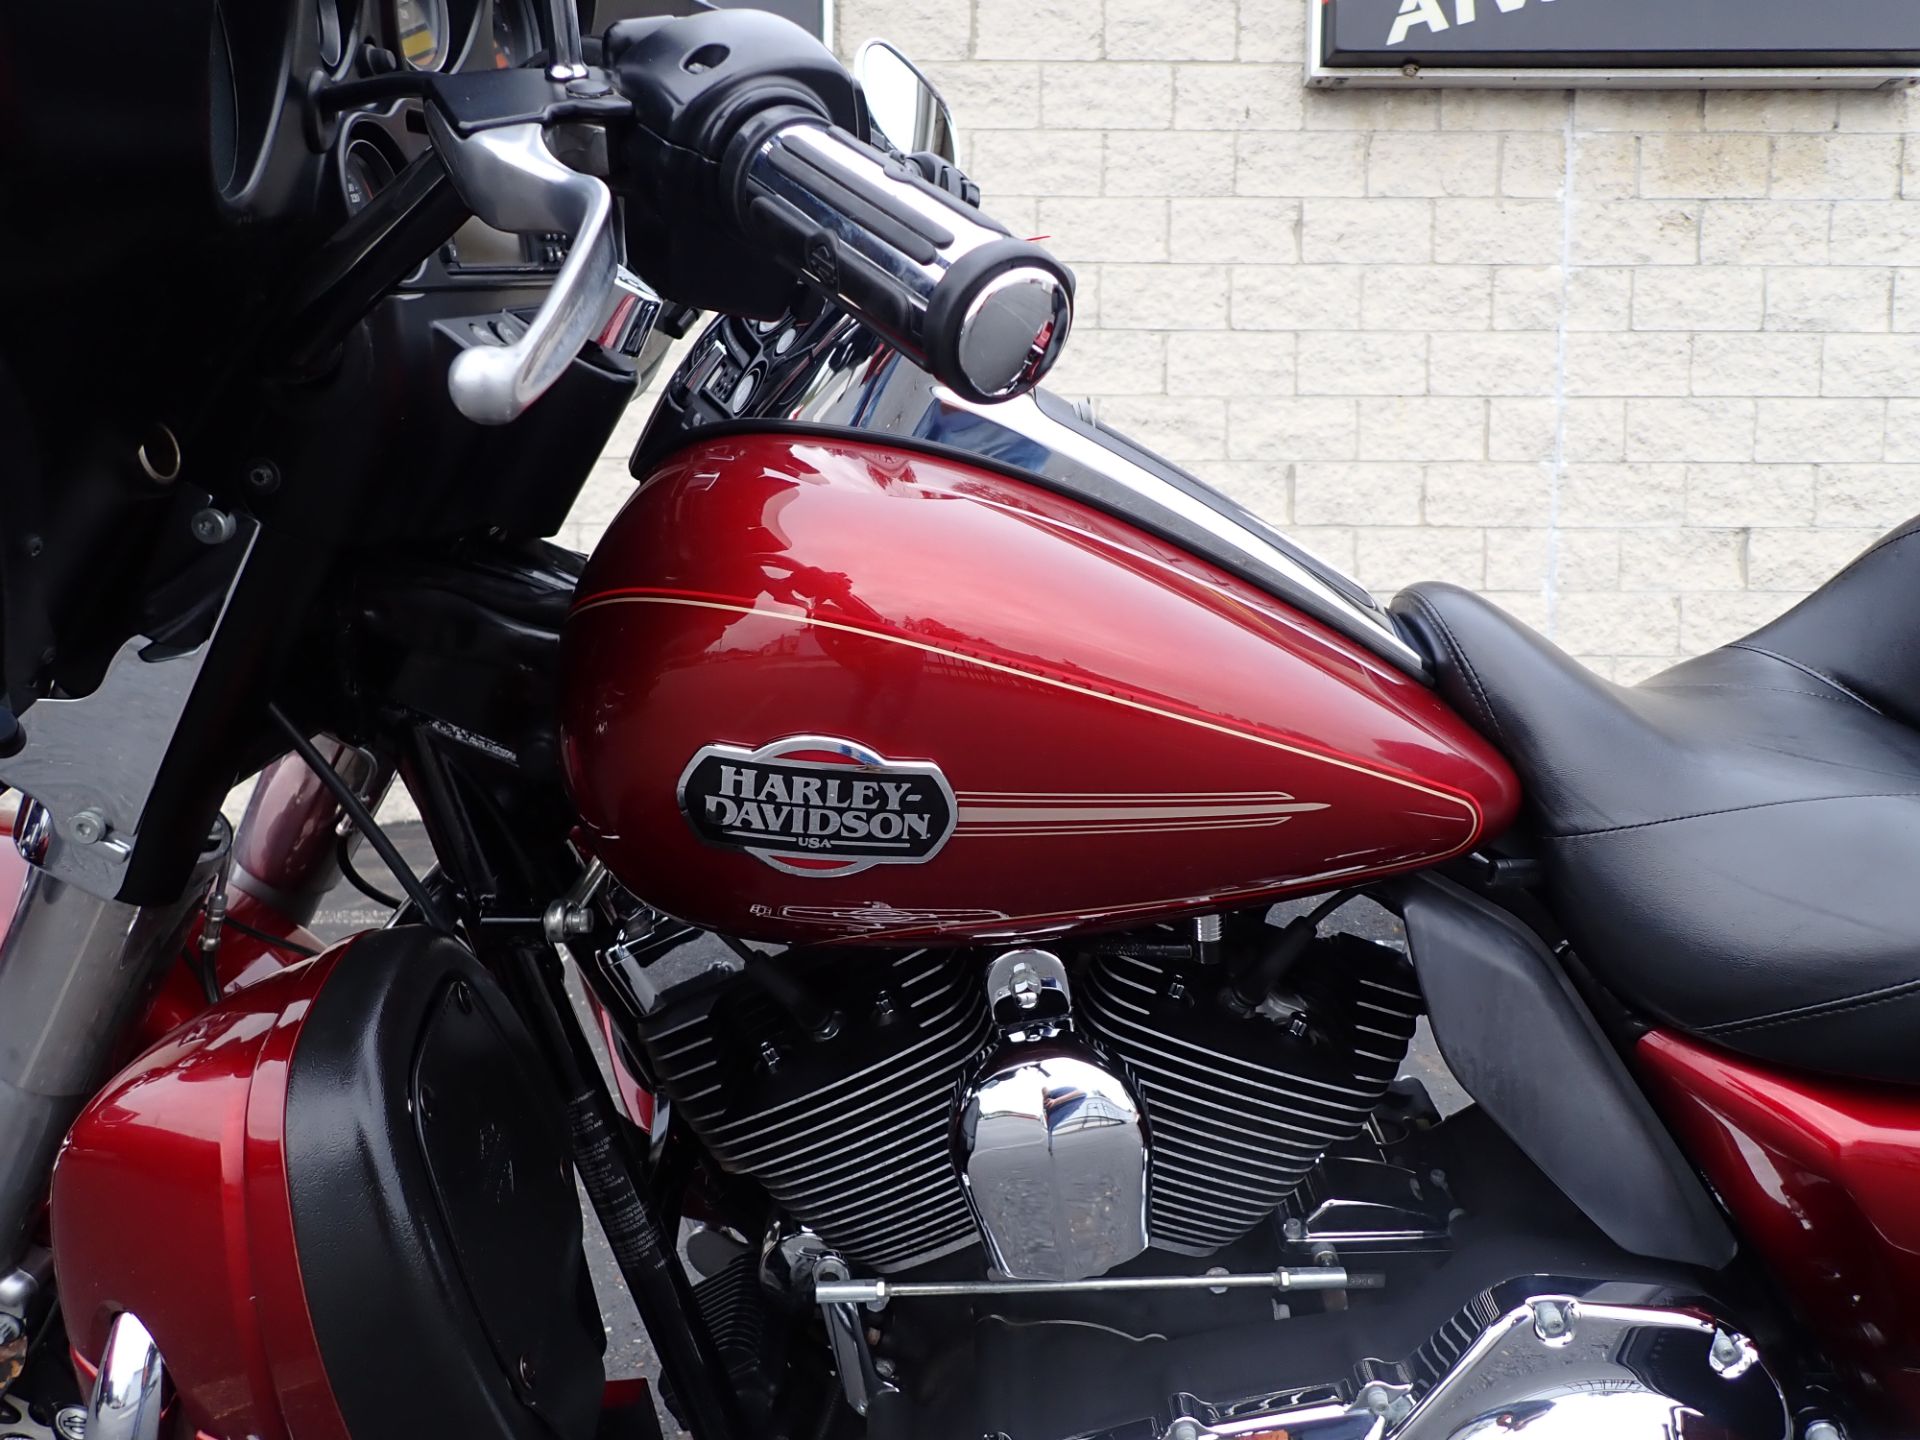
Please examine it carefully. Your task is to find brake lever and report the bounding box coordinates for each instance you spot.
[426,109,616,425]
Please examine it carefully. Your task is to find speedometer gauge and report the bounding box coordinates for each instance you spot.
[342,138,396,213]
[490,0,537,67]
[393,0,449,69]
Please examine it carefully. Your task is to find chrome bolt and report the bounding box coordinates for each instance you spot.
[68,808,107,845]
[54,1406,87,1440]
[1805,1422,1845,1440]
[1531,1299,1575,1344]
[190,508,237,545]
[1708,1328,1758,1380]
[1009,961,1042,1011]
[874,1357,897,1380]
[1281,1217,1307,1243]
[1168,1420,1203,1440]
[540,897,594,944]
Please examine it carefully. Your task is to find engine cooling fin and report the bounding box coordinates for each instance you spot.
[1079,934,1421,1256]
[637,948,991,1273]
[687,1250,779,1422]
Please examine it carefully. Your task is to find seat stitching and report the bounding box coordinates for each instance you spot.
[1405,594,1508,745]
[1550,791,1920,841]
[1638,683,1867,706]
[1724,642,1881,714]
[1704,974,1920,1037]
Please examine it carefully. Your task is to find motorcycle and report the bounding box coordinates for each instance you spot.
[0,3,1910,1438]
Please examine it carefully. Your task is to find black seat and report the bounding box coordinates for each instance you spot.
[1392,516,1920,1085]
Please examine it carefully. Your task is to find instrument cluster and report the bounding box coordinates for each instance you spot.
[315,0,544,79]
[326,0,562,269]
[376,0,542,75]
[202,0,549,231]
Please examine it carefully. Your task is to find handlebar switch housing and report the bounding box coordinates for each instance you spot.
[606,8,861,316]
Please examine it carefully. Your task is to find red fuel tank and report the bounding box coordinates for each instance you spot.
[561,434,1518,945]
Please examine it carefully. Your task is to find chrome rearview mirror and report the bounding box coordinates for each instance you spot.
[855,40,957,165]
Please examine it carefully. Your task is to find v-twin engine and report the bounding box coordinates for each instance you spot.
[631,918,1420,1277]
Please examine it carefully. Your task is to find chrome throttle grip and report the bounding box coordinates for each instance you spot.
[736,119,1073,404]
[427,113,616,425]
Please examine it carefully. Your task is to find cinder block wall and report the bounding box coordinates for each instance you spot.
[569,1,1920,682]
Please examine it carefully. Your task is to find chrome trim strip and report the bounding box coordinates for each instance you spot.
[643,313,1431,678]
[938,387,1427,673]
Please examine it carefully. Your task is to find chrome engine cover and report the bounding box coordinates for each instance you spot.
[955,950,1149,1282]
[1074,1277,1790,1440]
[954,935,1418,1280]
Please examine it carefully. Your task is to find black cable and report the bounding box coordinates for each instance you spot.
[266,704,453,936]
[718,934,843,1040]
[336,830,404,910]
[511,943,745,1440]
[221,913,321,959]
[1224,888,1363,1015]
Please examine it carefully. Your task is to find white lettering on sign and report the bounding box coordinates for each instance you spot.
[1388,0,1557,47]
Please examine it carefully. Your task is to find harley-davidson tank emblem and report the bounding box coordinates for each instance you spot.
[678,737,957,877]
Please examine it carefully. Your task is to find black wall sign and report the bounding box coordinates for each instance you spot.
[1319,0,1920,78]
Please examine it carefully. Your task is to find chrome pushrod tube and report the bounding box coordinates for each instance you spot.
[814,1265,1371,1308]
[0,803,225,1266]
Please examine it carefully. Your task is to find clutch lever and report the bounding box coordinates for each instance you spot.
[426,108,616,425]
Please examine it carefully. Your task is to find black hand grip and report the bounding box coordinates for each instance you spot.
[727,114,1073,404]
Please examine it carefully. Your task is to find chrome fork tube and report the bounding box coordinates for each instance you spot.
[0,802,225,1266]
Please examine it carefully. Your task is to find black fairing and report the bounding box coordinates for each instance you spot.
[286,930,605,1440]
[607,8,861,316]
[1393,874,1735,1270]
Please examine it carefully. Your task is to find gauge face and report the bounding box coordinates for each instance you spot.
[490,0,536,67]
[342,138,396,214]
[394,0,449,69]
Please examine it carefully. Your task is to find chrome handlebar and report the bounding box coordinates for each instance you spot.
[426,112,618,426]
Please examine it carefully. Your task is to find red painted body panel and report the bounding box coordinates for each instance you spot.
[51,952,353,1440]
[1637,1029,1920,1425]
[0,807,23,955]
[138,889,320,1051]
[561,434,1519,944]
[592,995,656,1132]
